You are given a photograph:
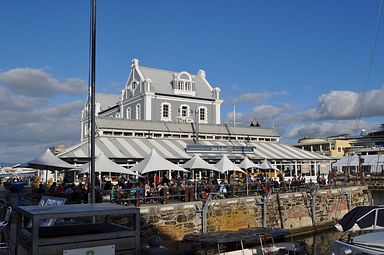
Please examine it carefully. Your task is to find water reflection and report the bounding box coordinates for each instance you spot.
[296,228,344,255]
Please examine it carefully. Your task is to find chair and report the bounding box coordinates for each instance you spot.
[0,206,12,255]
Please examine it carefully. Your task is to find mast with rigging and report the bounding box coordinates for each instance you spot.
[89,0,96,204]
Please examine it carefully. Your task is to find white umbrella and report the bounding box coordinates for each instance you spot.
[362,155,384,166]
[238,157,258,196]
[129,149,188,174]
[79,153,140,176]
[238,157,259,170]
[15,149,76,171]
[182,155,220,172]
[333,155,360,167]
[214,155,245,174]
[257,159,279,170]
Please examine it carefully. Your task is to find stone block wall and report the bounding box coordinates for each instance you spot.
[206,197,263,232]
[140,202,202,242]
[137,186,370,244]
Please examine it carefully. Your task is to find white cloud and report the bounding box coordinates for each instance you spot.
[301,88,384,120]
[286,120,379,141]
[0,68,86,163]
[0,87,47,110]
[0,68,86,97]
[225,112,248,123]
[223,87,384,144]
[251,104,284,120]
[229,90,288,104]
[230,92,269,104]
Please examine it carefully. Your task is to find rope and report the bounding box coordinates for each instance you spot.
[353,0,383,137]
[335,0,384,219]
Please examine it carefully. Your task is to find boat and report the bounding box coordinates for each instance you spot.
[331,206,384,255]
[183,227,308,255]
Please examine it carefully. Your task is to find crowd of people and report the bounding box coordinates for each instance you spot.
[0,171,341,206]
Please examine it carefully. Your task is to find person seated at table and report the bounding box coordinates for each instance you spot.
[114,184,124,204]
[218,180,229,193]
[144,181,151,197]
[117,175,127,189]
[255,180,263,194]
[55,183,65,193]
[37,183,46,194]
[48,182,57,193]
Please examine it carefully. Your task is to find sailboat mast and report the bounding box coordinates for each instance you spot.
[90,0,96,204]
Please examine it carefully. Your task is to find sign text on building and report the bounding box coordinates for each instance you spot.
[186,144,255,153]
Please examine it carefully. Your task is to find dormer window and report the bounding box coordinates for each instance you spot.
[173,71,196,96]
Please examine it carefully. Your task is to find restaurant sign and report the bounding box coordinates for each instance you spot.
[63,245,115,255]
[186,144,255,153]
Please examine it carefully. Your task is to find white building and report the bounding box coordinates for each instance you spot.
[60,59,332,179]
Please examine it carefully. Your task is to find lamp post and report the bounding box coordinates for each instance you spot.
[178,107,199,144]
[192,109,199,144]
[358,153,365,185]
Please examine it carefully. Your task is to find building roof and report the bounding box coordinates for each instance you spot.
[96,118,280,137]
[59,136,331,162]
[139,66,216,100]
[95,93,120,112]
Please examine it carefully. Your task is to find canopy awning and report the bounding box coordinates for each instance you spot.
[182,155,220,172]
[15,149,76,171]
[128,149,188,174]
[79,153,140,176]
[58,137,332,161]
[214,155,245,174]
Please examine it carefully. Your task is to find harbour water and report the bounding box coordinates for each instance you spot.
[296,190,384,254]
[295,228,344,255]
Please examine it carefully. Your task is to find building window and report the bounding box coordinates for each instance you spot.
[185,82,191,91]
[178,81,183,90]
[161,103,171,121]
[135,104,141,120]
[126,107,131,119]
[84,124,88,136]
[199,107,207,122]
[163,104,169,118]
[180,105,189,117]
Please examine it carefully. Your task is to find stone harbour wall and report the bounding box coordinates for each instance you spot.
[138,186,370,244]
[206,197,263,232]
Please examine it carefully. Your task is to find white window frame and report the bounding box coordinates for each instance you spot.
[198,106,208,123]
[135,104,141,120]
[177,81,183,90]
[185,81,191,91]
[161,103,172,121]
[173,72,195,96]
[180,104,190,118]
[126,107,131,119]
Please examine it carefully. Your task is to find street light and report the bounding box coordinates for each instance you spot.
[178,107,200,144]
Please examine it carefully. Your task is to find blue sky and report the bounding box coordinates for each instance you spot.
[1,0,384,163]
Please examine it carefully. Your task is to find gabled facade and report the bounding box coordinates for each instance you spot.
[81,59,223,141]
